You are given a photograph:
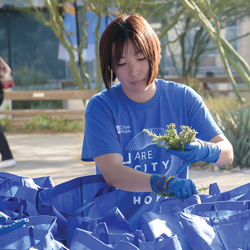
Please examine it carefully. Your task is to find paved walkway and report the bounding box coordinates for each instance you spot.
[3,133,250,192]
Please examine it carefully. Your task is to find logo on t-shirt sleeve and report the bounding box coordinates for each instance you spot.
[116,125,132,134]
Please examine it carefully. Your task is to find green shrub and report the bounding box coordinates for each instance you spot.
[23,115,84,132]
[0,116,11,131]
[213,105,250,169]
[182,76,203,95]
[204,95,246,116]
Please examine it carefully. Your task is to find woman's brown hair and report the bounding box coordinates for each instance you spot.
[99,13,161,90]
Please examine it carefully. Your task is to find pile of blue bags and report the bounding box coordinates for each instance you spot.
[0,171,249,249]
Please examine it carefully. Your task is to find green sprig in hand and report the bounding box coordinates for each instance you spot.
[151,185,210,199]
[144,124,207,199]
[143,123,198,151]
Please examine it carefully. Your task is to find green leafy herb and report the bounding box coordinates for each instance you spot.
[151,185,210,199]
[143,123,198,151]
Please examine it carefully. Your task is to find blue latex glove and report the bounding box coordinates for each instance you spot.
[166,138,221,174]
[166,177,198,201]
[150,174,198,201]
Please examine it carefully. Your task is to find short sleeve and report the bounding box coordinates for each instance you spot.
[81,97,122,161]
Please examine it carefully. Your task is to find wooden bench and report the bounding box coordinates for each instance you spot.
[164,76,250,94]
[0,76,248,121]
[0,90,98,121]
[164,76,243,83]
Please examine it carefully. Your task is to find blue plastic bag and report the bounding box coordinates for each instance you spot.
[184,200,250,218]
[70,226,137,250]
[0,172,45,207]
[0,215,68,249]
[156,182,220,214]
[137,210,187,250]
[70,228,115,250]
[138,195,203,250]
[213,210,250,249]
[70,227,182,250]
[156,194,202,214]
[0,172,54,188]
[0,211,11,224]
[0,226,68,249]
[32,176,55,188]
[67,207,133,247]
[38,175,108,216]
[200,182,250,203]
[178,212,223,250]
[177,200,250,249]
[88,186,117,219]
[135,230,182,250]
[0,196,37,220]
[38,205,71,239]
[178,210,250,250]
[0,218,28,237]
[114,240,140,250]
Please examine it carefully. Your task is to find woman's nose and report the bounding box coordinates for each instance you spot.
[129,62,139,76]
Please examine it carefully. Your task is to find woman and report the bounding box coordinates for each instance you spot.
[81,13,233,230]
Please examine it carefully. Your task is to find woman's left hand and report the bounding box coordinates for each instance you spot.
[166,138,221,174]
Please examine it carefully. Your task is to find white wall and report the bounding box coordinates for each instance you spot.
[67,99,85,110]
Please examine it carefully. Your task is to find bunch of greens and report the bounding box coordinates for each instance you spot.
[152,185,210,199]
[143,123,198,151]
[144,123,206,199]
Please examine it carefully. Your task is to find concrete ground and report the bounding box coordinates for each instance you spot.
[2,133,250,193]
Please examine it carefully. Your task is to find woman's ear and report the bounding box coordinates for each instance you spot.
[111,69,116,82]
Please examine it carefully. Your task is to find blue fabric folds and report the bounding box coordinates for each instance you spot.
[137,195,201,250]
[137,182,250,250]
[38,174,108,216]
[0,215,68,249]
[178,210,250,250]
[1,171,250,249]
[178,200,250,249]
[67,207,133,247]
[0,172,54,209]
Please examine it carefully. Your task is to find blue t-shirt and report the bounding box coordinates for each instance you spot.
[81,79,222,230]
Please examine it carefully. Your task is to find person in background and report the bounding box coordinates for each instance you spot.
[81,13,234,230]
[0,57,16,168]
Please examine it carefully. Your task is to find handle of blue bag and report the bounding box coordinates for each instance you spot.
[17,204,24,220]
[94,185,116,199]
[72,201,95,217]
[209,183,220,195]
[72,185,115,217]
[36,188,49,212]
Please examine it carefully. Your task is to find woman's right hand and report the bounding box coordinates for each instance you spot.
[166,177,198,201]
[150,174,198,201]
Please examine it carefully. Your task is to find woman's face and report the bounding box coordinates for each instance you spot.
[112,39,155,103]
